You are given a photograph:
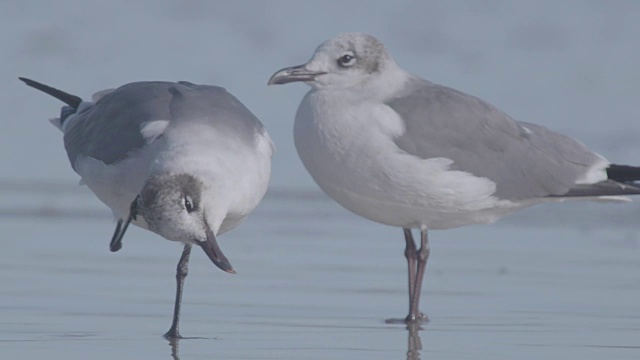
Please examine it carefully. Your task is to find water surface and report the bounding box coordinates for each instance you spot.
[2,184,639,359]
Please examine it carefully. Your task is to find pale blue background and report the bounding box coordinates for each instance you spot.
[3,0,640,189]
[1,1,639,359]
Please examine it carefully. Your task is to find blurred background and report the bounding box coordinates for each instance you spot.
[2,1,640,359]
[3,0,640,189]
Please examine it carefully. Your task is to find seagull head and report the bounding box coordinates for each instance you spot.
[268,33,394,90]
[113,172,235,274]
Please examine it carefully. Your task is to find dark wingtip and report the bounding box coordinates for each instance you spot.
[607,164,640,183]
[19,77,82,109]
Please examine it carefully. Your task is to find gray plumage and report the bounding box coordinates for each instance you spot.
[167,82,263,146]
[330,33,387,74]
[389,77,622,200]
[63,81,264,169]
[139,173,204,230]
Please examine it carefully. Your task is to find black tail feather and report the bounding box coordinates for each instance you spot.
[19,77,82,110]
[607,164,640,183]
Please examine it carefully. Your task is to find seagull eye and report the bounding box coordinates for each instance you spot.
[337,53,356,67]
[184,195,195,213]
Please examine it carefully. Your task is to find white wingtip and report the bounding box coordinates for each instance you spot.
[594,196,632,203]
[575,155,609,185]
[49,117,63,131]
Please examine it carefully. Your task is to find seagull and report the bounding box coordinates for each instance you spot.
[268,32,640,323]
[20,78,274,338]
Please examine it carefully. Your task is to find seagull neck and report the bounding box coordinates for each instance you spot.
[377,67,410,97]
[314,65,411,103]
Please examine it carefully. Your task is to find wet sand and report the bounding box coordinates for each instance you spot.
[1,186,639,359]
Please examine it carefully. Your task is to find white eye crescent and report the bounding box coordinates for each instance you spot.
[337,52,357,67]
[184,195,195,213]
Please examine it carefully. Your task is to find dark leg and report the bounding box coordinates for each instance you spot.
[109,219,123,252]
[403,229,418,317]
[164,244,192,339]
[408,228,430,322]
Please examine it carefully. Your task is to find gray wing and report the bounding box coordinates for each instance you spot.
[64,81,265,169]
[64,81,174,168]
[167,82,265,147]
[388,77,605,200]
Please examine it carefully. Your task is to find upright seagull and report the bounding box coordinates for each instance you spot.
[268,33,640,323]
[20,78,274,337]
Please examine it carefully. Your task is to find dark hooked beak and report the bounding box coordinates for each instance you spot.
[198,221,236,274]
[109,196,139,252]
[267,64,326,85]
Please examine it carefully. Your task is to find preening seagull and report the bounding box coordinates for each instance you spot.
[268,32,640,323]
[20,78,274,337]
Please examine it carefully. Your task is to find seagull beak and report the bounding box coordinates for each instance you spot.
[198,222,236,274]
[268,64,326,85]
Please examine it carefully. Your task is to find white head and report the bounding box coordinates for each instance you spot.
[111,172,235,274]
[268,33,395,90]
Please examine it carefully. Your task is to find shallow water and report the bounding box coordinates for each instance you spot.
[2,184,640,359]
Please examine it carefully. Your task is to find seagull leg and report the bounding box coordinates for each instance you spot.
[164,244,192,339]
[403,229,418,318]
[408,228,430,322]
[109,219,124,252]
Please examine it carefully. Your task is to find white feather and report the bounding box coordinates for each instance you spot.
[140,120,170,144]
[575,154,609,185]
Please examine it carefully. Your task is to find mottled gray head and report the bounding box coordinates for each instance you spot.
[139,173,204,240]
[268,33,392,90]
[134,173,234,273]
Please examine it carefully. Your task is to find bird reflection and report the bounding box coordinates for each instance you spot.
[168,337,180,360]
[406,321,423,360]
[165,319,424,359]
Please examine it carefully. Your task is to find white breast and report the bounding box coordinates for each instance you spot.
[217,131,273,235]
[153,124,273,235]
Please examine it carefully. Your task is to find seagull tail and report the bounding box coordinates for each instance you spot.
[553,165,640,200]
[607,164,640,183]
[19,77,81,109]
[19,77,83,131]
